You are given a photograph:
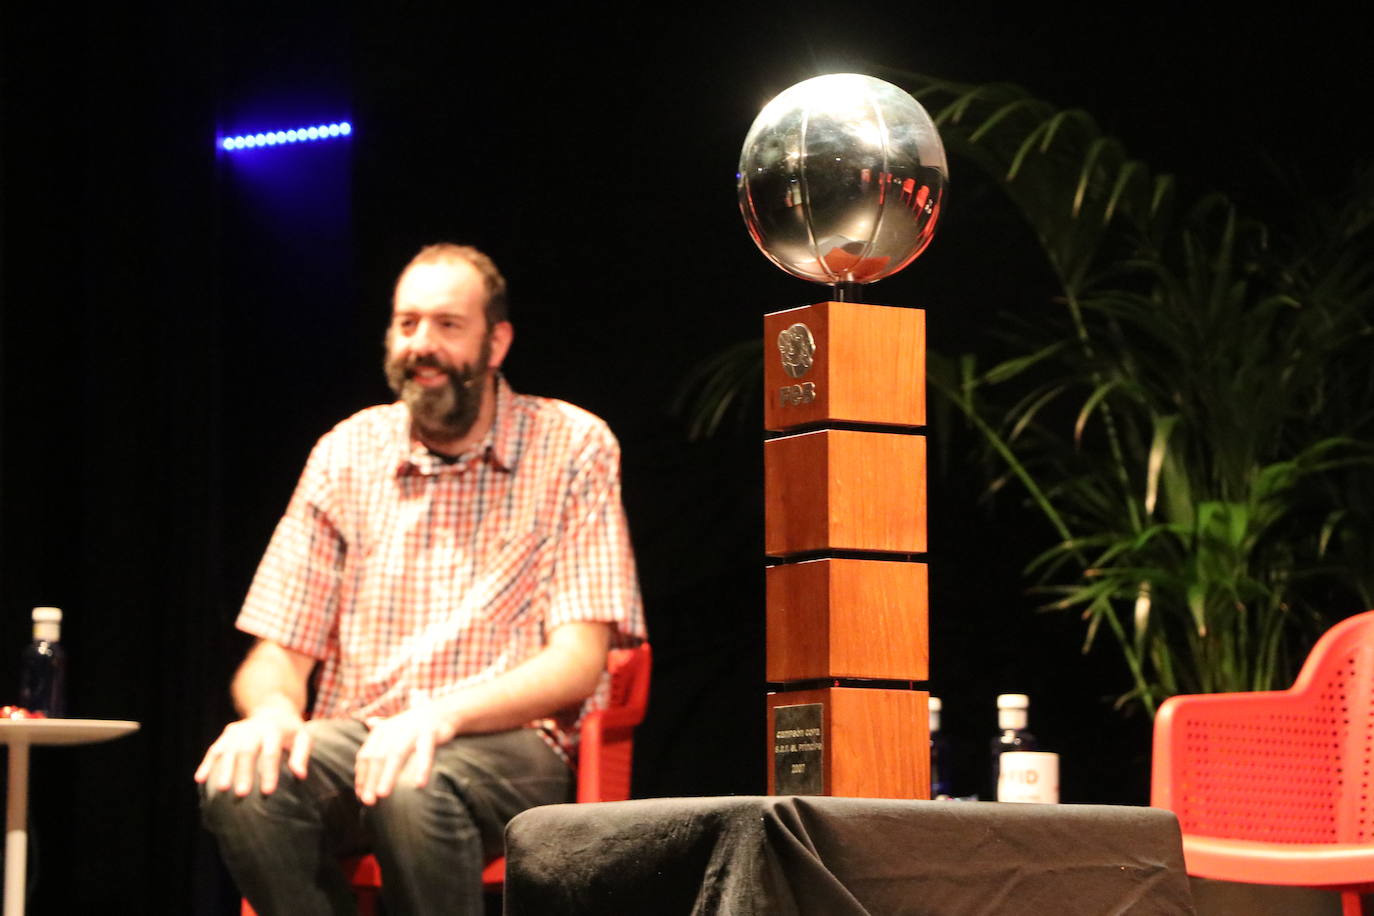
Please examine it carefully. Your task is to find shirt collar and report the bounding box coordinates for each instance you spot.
[393,374,520,477]
[487,374,522,472]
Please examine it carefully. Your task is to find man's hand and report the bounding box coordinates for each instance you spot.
[194,703,312,796]
[195,640,317,795]
[354,703,457,805]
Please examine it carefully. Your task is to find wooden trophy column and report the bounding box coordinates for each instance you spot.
[765,300,930,799]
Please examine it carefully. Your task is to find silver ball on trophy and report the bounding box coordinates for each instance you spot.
[737,73,948,300]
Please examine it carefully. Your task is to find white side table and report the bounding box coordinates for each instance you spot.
[0,719,139,916]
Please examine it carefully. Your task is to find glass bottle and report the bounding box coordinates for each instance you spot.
[929,696,953,799]
[20,606,66,717]
[991,693,1036,799]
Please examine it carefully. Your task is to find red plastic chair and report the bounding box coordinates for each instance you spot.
[1151,611,1374,916]
[242,643,652,916]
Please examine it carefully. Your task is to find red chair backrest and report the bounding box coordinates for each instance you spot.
[577,643,652,803]
[1154,610,1374,844]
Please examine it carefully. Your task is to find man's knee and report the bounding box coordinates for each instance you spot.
[200,778,299,839]
[365,781,473,835]
[366,784,494,874]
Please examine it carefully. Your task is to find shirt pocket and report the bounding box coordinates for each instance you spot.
[474,527,551,627]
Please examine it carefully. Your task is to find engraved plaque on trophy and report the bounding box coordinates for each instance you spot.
[739,73,947,800]
[772,703,825,795]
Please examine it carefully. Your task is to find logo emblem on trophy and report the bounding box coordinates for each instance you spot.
[776,323,818,407]
[777,324,816,379]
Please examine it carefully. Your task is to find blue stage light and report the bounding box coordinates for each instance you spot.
[219,119,355,153]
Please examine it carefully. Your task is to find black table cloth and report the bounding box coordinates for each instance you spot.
[504,795,1195,915]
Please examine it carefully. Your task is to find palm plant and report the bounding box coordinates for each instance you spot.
[903,74,1374,713]
[682,75,1374,715]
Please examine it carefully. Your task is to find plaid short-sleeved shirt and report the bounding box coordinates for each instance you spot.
[236,376,645,762]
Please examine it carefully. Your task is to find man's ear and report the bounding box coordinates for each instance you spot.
[488,321,514,370]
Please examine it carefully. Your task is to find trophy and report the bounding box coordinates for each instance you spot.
[738,73,947,798]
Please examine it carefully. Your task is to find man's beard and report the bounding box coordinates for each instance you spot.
[384,333,493,446]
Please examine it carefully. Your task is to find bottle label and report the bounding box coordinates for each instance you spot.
[997,751,1059,803]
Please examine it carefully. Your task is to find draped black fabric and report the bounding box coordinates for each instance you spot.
[505,796,1196,915]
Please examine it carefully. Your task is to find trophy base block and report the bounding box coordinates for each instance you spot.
[768,686,929,799]
[766,557,928,682]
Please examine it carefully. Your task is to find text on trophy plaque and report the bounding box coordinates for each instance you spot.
[772,702,824,795]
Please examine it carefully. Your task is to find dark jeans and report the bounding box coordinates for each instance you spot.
[200,721,571,916]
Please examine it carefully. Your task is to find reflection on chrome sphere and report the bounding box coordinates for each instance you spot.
[737,73,948,291]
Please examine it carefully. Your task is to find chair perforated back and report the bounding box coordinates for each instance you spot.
[1155,610,1374,844]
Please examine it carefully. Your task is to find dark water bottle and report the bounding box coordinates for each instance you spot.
[929,696,954,799]
[20,606,66,717]
[990,693,1036,800]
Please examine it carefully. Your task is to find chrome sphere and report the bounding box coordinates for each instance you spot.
[737,73,948,288]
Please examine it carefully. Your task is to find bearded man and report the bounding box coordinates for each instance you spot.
[197,244,644,915]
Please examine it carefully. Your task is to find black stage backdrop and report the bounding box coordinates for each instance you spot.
[0,5,1366,912]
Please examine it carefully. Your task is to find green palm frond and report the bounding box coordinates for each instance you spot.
[899,71,1374,712]
[672,339,763,441]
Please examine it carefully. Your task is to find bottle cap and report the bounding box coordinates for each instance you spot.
[996,693,1029,710]
[928,696,942,712]
[31,606,62,642]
